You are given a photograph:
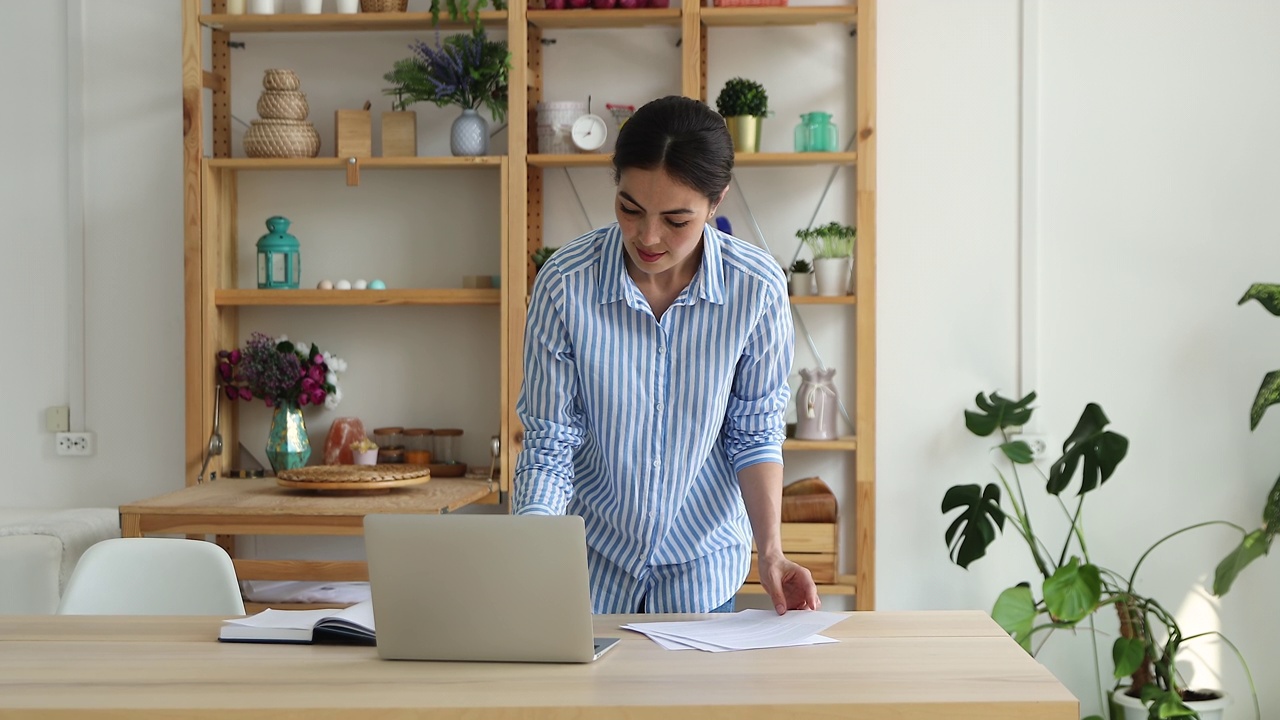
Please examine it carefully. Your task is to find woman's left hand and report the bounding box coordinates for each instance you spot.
[757,552,821,615]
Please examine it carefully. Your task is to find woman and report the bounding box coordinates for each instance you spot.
[514,95,819,616]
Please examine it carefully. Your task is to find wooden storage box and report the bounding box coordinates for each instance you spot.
[334,109,372,158]
[381,111,417,157]
[749,522,838,584]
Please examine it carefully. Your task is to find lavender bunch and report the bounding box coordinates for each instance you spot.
[382,29,510,122]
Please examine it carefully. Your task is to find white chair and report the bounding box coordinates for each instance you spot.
[56,537,245,615]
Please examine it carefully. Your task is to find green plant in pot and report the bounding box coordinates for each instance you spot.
[531,246,559,272]
[796,222,854,297]
[428,0,507,31]
[788,258,812,297]
[382,28,511,156]
[715,77,768,153]
[944,391,1269,720]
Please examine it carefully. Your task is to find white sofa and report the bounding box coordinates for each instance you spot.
[0,508,120,614]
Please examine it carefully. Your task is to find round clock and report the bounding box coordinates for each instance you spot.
[570,113,608,152]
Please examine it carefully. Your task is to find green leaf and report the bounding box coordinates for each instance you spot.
[1212,529,1271,595]
[1153,691,1197,718]
[1266,473,1280,541]
[1249,370,1280,430]
[942,483,1005,569]
[1042,557,1101,624]
[965,390,1036,437]
[1047,403,1129,496]
[991,584,1037,652]
[1000,440,1035,465]
[1111,636,1147,679]
[1238,283,1280,316]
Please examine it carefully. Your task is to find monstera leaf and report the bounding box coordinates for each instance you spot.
[991,584,1036,652]
[942,483,1005,569]
[1047,403,1129,496]
[1212,474,1280,595]
[964,391,1036,437]
[1111,636,1147,680]
[1042,557,1101,624]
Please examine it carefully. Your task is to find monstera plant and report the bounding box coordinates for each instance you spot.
[944,391,1269,720]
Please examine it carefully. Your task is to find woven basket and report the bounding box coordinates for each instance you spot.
[262,69,300,92]
[360,0,408,11]
[257,90,310,121]
[244,119,321,158]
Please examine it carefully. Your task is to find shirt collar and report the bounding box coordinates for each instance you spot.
[597,224,726,307]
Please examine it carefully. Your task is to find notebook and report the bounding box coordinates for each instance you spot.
[363,513,620,663]
[219,600,376,645]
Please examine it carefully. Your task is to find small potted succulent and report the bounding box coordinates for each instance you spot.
[788,258,812,297]
[349,437,379,466]
[531,246,559,273]
[715,77,768,153]
[796,222,854,296]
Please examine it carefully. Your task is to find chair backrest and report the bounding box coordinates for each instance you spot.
[56,537,245,615]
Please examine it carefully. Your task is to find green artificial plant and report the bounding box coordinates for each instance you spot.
[944,391,1269,720]
[428,0,508,31]
[715,77,768,118]
[796,221,855,259]
[789,258,812,275]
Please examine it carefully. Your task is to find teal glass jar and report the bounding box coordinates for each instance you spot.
[794,112,839,153]
[256,216,301,289]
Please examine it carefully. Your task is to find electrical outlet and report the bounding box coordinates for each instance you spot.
[55,432,94,457]
[1010,433,1050,461]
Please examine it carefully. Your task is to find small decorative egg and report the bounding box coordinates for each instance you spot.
[335,279,352,290]
[353,279,368,290]
[368,279,387,290]
[317,279,333,290]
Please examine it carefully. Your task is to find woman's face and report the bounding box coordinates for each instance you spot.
[615,167,721,282]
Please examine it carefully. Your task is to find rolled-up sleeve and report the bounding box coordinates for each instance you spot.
[722,282,794,473]
[513,265,584,516]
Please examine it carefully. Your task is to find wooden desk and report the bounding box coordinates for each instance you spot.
[119,478,495,597]
[0,611,1077,719]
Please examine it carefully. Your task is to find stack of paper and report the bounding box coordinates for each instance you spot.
[622,609,846,652]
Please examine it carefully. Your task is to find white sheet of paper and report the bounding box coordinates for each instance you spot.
[622,609,846,651]
[223,608,336,630]
[632,628,840,652]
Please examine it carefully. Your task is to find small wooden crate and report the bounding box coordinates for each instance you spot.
[749,522,838,584]
[335,109,372,158]
[381,111,417,157]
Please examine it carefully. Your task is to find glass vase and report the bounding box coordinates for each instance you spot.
[266,401,311,473]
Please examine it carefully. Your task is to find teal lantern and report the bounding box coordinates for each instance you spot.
[256,216,301,289]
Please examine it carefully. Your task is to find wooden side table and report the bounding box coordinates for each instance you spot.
[119,478,496,609]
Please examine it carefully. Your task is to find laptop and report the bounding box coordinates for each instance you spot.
[363,513,620,663]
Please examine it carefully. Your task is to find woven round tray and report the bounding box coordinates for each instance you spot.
[276,464,430,494]
[244,119,321,159]
[257,90,309,121]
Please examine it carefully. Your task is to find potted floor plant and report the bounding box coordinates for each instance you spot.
[944,391,1269,720]
[796,222,854,296]
[382,28,511,157]
[715,77,768,153]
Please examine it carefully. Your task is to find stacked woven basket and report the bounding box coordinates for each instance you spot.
[244,69,321,159]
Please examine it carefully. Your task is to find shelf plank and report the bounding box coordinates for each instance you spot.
[790,295,856,305]
[527,8,682,29]
[206,156,503,171]
[199,11,508,32]
[736,151,857,167]
[701,5,857,27]
[527,153,612,168]
[215,289,501,306]
[783,436,857,451]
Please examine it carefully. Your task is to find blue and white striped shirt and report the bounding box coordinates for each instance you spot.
[514,222,795,613]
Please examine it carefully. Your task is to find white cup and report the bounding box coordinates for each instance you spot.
[301,0,323,11]
[335,0,359,11]
[248,0,276,13]
[226,0,247,13]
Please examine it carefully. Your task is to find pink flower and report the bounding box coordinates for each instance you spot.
[218,362,234,383]
[238,387,252,401]
[298,394,310,406]
[311,389,326,406]
[224,385,239,400]
[229,349,241,364]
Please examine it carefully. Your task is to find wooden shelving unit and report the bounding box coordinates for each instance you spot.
[182,0,874,609]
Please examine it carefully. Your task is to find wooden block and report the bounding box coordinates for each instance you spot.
[334,109,372,158]
[752,523,838,554]
[749,553,837,584]
[381,111,417,157]
[782,494,837,523]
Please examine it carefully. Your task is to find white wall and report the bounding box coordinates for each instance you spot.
[880,0,1280,716]
[3,0,1278,716]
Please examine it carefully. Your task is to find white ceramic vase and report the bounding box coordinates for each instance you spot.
[248,0,276,13]
[335,0,359,12]
[813,257,850,296]
[1111,689,1228,720]
[451,108,489,157]
[300,0,323,12]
